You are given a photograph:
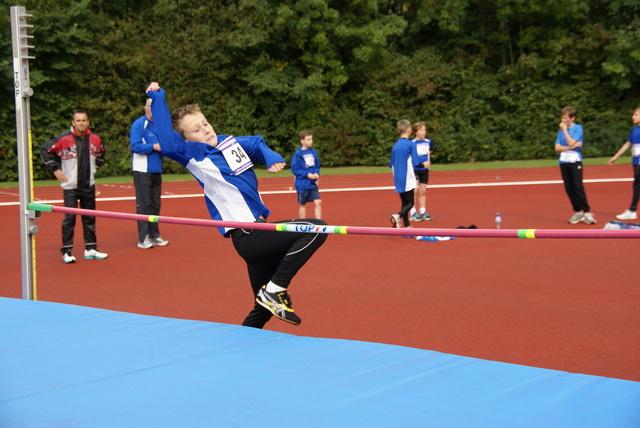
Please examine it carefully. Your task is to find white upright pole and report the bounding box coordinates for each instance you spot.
[11,6,37,300]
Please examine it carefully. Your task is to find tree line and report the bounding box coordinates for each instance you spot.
[1,0,638,182]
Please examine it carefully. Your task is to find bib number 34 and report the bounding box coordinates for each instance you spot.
[218,136,253,175]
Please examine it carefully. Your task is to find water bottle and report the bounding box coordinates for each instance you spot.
[495,212,502,229]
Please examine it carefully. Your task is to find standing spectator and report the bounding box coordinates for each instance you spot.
[40,109,108,263]
[409,121,434,222]
[554,106,596,225]
[130,98,169,248]
[291,130,322,219]
[608,107,640,220]
[389,119,416,229]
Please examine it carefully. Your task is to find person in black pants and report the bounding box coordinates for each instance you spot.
[554,106,596,225]
[130,98,169,249]
[40,109,108,263]
[231,220,327,328]
[147,82,327,327]
[608,107,640,221]
[389,119,416,229]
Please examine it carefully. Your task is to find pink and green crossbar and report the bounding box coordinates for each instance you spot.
[28,203,640,239]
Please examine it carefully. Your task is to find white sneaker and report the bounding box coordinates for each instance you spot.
[62,253,76,264]
[137,237,153,249]
[149,236,169,247]
[390,214,401,228]
[616,210,638,220]
[583,212,597,225]
[568,212,585,224]
[84,249,108,260]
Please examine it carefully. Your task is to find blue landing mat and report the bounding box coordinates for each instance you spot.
[1,297,639,427]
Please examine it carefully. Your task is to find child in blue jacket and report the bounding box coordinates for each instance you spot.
[291,130,322,219]
[389,119,416,229]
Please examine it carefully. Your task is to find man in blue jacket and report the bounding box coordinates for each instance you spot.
[130,98,169,249]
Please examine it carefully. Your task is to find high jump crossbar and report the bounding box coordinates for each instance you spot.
[28,203,640,239]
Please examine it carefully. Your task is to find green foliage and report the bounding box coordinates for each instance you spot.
[0,0,638,182]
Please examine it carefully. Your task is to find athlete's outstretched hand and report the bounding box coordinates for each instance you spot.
[268,162,285,173]
[146,82,160,93]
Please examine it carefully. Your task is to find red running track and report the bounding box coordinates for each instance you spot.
[1,165,638,381]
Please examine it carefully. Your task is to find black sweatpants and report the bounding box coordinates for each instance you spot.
[629,164,640,211]
[398,190,415,227]
[231,218,328,329]
[133,171,163,242]
[61,186,97,254]
[559,163,590,212]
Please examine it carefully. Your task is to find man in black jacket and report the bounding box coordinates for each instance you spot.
[40,109,108,263]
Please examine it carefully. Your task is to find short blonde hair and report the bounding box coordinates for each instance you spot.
[397,119,411,134]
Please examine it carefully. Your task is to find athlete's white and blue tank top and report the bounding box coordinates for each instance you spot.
[148,89,285,237]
